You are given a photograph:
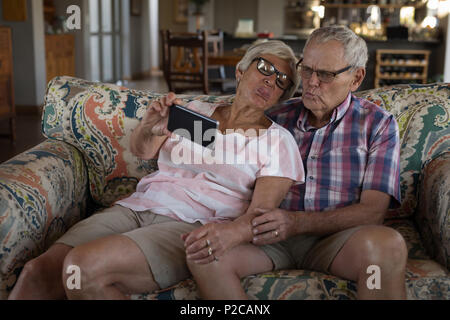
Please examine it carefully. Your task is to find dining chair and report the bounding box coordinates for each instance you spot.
[160,30,209,95]
[207,30,236,93]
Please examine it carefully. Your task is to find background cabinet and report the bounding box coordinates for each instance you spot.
[0,26,15,142]
[45,34,75,83]
[375,49,429,88]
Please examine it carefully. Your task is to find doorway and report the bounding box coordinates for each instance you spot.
[88,0,122,82]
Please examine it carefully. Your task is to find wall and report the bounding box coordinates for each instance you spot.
[0,0,46,107]
[214,0,258,35]
[257,0,284,37]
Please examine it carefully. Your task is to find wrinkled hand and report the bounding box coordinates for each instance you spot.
[142,92,183,137]
[251,208,300,245]
[182,222,239,264]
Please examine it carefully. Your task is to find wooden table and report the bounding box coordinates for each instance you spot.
[208,51,244,67]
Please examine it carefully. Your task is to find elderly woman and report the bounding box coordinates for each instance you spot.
[9,40,304,300]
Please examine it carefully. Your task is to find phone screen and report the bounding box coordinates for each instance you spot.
[167,104,219,149]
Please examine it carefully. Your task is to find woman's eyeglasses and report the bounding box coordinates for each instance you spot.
[252,57,293,91]
[296,59,352,83]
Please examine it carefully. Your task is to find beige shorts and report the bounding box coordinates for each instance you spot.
[57,204,362,289]
[259,226,364,274]
[55,205,201,289]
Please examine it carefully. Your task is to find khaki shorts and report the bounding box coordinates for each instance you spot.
[259,226,364,274]
[55,205,201,289]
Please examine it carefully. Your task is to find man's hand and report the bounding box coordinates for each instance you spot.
[182,222,241,264]
[251,208,302,245]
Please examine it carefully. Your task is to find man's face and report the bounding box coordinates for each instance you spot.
[300,40,364,119]
[235,54,293,110]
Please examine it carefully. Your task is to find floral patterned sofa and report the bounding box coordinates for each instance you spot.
[0,76,448,300]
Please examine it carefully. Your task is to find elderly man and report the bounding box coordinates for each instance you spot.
[252,25,406,299]
[185,25,406,300]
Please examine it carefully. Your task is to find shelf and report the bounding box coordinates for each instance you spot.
[376,74,425,80]
[322,2,426,9]
[377,62,427,67]
[374,49,429,88]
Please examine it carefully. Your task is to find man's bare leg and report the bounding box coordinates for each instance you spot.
[187,244,273,299]
[329,225,408,300]
[8,243,73,300]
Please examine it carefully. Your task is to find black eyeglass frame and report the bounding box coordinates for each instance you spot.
[251,57,294,91]
[296,58,353,82]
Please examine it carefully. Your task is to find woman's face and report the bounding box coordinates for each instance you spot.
[235,54,293,110]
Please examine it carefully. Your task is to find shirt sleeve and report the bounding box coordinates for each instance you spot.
[256,125,305,185]
[362,114,401,208]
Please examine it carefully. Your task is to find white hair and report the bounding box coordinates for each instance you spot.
[304,25,368,70]
[236,40,300,101]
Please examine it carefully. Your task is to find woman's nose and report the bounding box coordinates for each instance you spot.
[263,75,276,87]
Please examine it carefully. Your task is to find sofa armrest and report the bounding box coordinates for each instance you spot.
[0,139,90,299]
[415,152,450,271]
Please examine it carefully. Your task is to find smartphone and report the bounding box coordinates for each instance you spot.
[167,104,219,149]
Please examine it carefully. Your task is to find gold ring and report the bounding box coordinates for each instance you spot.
[208,247,213,256]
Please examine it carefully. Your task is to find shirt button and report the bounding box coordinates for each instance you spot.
[309,176,314,180]
[310,155,317,160]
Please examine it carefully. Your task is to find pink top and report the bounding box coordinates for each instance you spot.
[117,101,305,224]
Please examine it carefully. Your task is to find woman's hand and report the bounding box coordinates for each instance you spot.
[182,222,241,264]
[142,92,182,137]
[130,92,184,159]
[251,208,301,245]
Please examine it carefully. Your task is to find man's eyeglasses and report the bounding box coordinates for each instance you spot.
[296,59,352,83]
[252,57,293,91]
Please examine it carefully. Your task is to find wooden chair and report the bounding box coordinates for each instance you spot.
[0,27,15,143]
[207,30,236,93]
[160,30,209,94]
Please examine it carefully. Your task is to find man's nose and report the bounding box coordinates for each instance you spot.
[308,70,320,86]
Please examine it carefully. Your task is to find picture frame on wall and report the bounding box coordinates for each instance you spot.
[174,0,188,24]
[130,0,142,16]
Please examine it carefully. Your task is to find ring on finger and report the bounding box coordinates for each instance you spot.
[208,247,213,256]
[273,230,279,237]
[206,239,211,247]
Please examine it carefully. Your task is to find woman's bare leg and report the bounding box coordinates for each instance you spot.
[62,234,159,299]
[8,243,73,300]
[187,244,273,299]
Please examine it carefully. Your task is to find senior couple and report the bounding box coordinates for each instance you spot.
[9,25,406,300]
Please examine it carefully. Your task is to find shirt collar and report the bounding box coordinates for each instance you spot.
[296,92,352,131]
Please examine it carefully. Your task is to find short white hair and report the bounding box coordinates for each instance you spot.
[304,25,368,70]
[236,40,300,101]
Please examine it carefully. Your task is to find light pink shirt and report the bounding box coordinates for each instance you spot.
[117,101,305,224]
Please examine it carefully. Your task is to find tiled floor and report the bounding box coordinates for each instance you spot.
[0,76,172,164]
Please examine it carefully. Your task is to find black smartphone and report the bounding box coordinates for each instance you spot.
[167,104,219,149]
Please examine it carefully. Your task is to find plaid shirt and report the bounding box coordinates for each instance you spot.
[266,93,401,212]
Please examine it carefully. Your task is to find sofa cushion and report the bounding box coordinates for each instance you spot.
[355,83,450,218]
[416,152,450,270]
[131,263,449,300]
[42,76,235,206]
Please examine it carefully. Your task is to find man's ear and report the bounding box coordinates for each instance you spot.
[235,68,243,84]
[350,68,366,92]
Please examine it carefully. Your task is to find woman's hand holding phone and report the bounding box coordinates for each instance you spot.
[143,92,184,137]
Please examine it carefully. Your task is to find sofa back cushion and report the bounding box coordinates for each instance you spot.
[355,83,450,218]
[42,76,234,206]
[42,78,450,218]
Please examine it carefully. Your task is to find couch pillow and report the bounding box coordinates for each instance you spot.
[42,76,235,207]
[356,83,450,218]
